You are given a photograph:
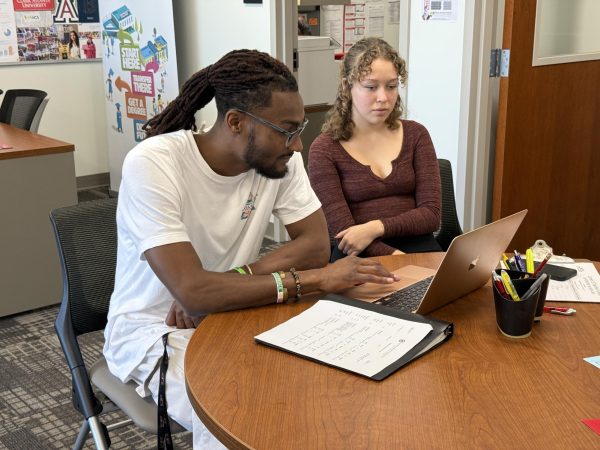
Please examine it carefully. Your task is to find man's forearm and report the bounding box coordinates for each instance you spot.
[249,234,330,274]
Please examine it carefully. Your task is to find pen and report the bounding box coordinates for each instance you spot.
[543,306,576,315]
[520,273,548,302]
[525,248,534,274]
[500,270,520,301]
[506,256,518,271]
[513,250,526,272]
[532,252,553,277]
[492,272,508,297]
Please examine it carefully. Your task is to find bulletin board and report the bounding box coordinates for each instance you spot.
[0,0,102,64]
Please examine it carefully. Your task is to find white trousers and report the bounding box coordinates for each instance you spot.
[130,329,226,450]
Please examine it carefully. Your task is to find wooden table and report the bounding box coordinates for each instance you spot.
[185,253,600,449]
[0,123,77,316]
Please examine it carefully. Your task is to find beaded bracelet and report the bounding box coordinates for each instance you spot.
[272,271,285,303]
[289,267,301,303]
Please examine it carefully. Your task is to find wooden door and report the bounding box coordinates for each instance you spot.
[493,0,600,260]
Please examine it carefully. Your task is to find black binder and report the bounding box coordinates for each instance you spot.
[256,295,453,381]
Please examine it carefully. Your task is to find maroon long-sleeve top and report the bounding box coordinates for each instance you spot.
[308,120,441,256]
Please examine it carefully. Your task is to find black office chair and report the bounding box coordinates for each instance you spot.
[0,89,48,131]
[50,198,183,450]
[29,96,49,133]
[434,159,463,251]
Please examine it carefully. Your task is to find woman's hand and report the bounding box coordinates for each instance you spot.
[165,301,205,329]
[335,221,384,256]
[317,256,399,293]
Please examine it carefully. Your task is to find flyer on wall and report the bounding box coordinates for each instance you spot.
[98,1,179,191]
[0,0,18,62]
[422,0,458,22]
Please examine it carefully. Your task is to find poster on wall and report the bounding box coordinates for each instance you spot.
[343,2,385,54]
[0,1,18,62]
[322,5,344,57]
[0,0,103,62]
[98,1,179,191]
[322,0,385,56]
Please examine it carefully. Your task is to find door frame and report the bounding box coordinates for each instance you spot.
[457,0,505,230]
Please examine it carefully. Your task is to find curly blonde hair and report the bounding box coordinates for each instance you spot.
[322,37,407,141]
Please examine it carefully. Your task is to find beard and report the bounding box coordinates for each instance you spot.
[244,129,289,179]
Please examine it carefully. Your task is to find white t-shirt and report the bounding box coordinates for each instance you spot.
[104,129,321,381]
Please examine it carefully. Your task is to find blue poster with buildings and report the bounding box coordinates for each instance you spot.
[99,1,178,190]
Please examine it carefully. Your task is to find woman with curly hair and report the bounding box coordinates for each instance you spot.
[308,37,441,261]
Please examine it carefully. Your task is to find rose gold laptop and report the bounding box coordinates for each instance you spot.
[342,210,528,315]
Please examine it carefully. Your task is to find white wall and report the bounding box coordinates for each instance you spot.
[405,0,467,223]
[1,61,109,177]
[173,0,273,128]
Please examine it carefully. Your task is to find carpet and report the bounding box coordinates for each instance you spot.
[0,306,193,449]
[0,237,282,449]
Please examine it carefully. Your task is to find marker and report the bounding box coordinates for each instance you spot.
[500,270,520,301]
[544,306,576,316]
[502,253,510,267]
[532,252,553,277]
[525,248,534,274]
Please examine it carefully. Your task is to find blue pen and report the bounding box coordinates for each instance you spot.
[513,250,526,272]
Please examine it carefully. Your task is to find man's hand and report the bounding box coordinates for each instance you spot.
[335,221,384,256]
[317,256,400,293]
[165,301,205,329]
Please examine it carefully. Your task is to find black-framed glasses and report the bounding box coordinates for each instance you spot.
[235,109,309,147]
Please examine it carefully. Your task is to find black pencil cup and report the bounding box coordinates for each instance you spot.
[492,270,543,338]
[497,269,550,322]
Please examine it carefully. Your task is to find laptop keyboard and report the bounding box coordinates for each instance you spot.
[375,276,434,312]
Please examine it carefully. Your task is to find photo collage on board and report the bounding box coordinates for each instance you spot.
[7,0,102,62]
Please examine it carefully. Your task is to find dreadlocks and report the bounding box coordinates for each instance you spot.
[143,49,298,138]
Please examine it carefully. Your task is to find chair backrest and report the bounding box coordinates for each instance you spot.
[50,198,118,337]
[0,89,48,131]
[29,96,49,133]
[434,159,463,251]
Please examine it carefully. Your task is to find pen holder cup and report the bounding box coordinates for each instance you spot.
[492,271,543,338]
[532,274,550,321]
[497,269,550,322]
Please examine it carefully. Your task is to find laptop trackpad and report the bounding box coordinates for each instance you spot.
[340,265,437,303]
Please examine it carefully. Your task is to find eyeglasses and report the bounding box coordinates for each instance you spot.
[235,109,309,147]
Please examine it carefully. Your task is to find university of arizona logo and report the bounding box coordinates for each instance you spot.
[241,193,257,220]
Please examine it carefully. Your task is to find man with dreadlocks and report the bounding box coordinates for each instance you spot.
[104,49,398,449]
